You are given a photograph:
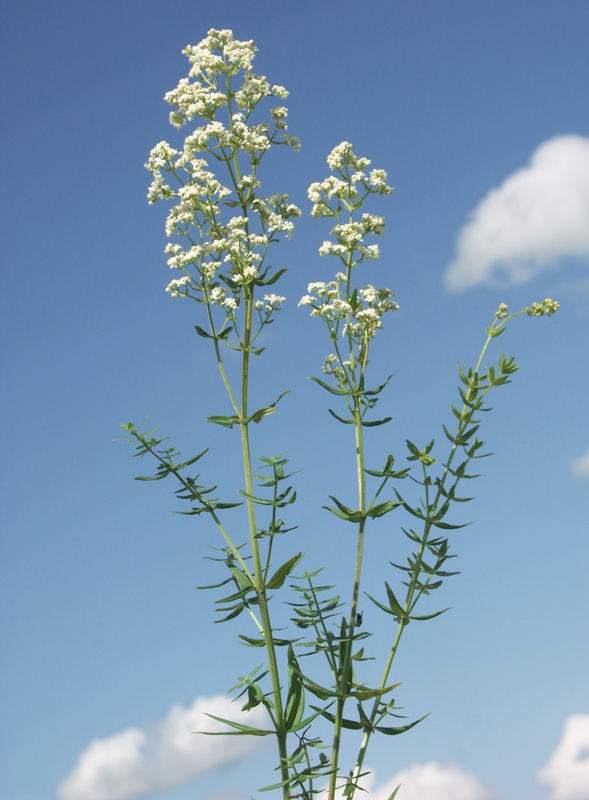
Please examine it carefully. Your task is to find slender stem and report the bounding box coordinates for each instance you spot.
[206,298,240,416]
[239,290,290,797]
[328,391,367,799]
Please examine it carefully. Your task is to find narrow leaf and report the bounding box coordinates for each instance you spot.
[284,645,305,730]
[207,415,240,429]
[308,375,351,396]
[328,408,355,424]
[409,608,450,621]
[375,713,429,736]
[267,552,303,589]
[361,416,393,427]
[367,500,398,518]
[194,325,212,339]
[203,713,273,736]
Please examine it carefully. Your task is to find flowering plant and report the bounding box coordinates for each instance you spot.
[121,29,558,800]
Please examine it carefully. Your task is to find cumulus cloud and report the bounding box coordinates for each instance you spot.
[57,695,269,800]
[538,714,589,800]
[571,447,589,480]
[445,135,589,290]
[359,762,494,800]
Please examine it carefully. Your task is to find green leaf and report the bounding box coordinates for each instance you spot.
[196,577,232,590]
[406,439,421,455]
[266,552,303,589]
[227,664,267,694]
[176,449,209,469]
[246,390,290,424]
[431,519,469,530]
[237,635,267,647]
[248,406,277,424]
[239,634,295,647]
[328,408,355,424]
[194,324,212,339]
[312,707,363,730]
[238,489,274,506]
[284,645,305,730]
[375,713,429,736]
[363,374,394,396]
[207,414,240,429]
[308,375,351,396]
[302,675,339,701]
[202,713,273,736]
[242,682,264,711]
[365,591,394,616]
[384,582,407,617]
[367,499,398,518]
[361,416,393,427]
[323,495,364,523]
[409,608,450,621]
[259,267,287,286]
[350,682,401,701]
[218,326,233,341]
[214,603,247,623]
[211,500,243,510]
[229,566,254,590]
[365,582,407,620]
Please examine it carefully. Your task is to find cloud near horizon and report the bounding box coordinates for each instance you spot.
[538,714,589,800]
[365,761,494,800]
[571,447,589,480]
[57,694,269,800]
[445,135,589,291]
[58,707,589,800]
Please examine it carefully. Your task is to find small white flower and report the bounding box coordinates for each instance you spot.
[210,286,226,304]
[264,293,285,306]
[165,276,190,297]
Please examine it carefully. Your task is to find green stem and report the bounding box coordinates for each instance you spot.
[239,291,290,797]
[328,393,367,799]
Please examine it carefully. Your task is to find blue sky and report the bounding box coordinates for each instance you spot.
[1,2,588,800]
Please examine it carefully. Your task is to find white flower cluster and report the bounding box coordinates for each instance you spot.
[145,28,301,319]
[163,29,295,136]
[326,141,371,171]
[303,141,397,364]
[255,293,286,313]
[210,286,238,310]
[165,276,191,297]
[322,353,352,382]
[317,213,386,262]
[308,176,358,215]
[250,193,301,239]
[299,279,398,339]
[166,30,258,128]
[184,29,257,79]
[308,142,393,220]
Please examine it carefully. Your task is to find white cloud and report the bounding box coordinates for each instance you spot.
[445,135,589,290]
[538,714,589,800]
[57,695,269,800]
[571,447,589,480]
[361,762,494,800]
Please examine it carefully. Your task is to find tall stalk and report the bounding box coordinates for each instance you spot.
[124,30,559,800]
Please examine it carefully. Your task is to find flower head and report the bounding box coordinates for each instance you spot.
[526,298,560,317]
